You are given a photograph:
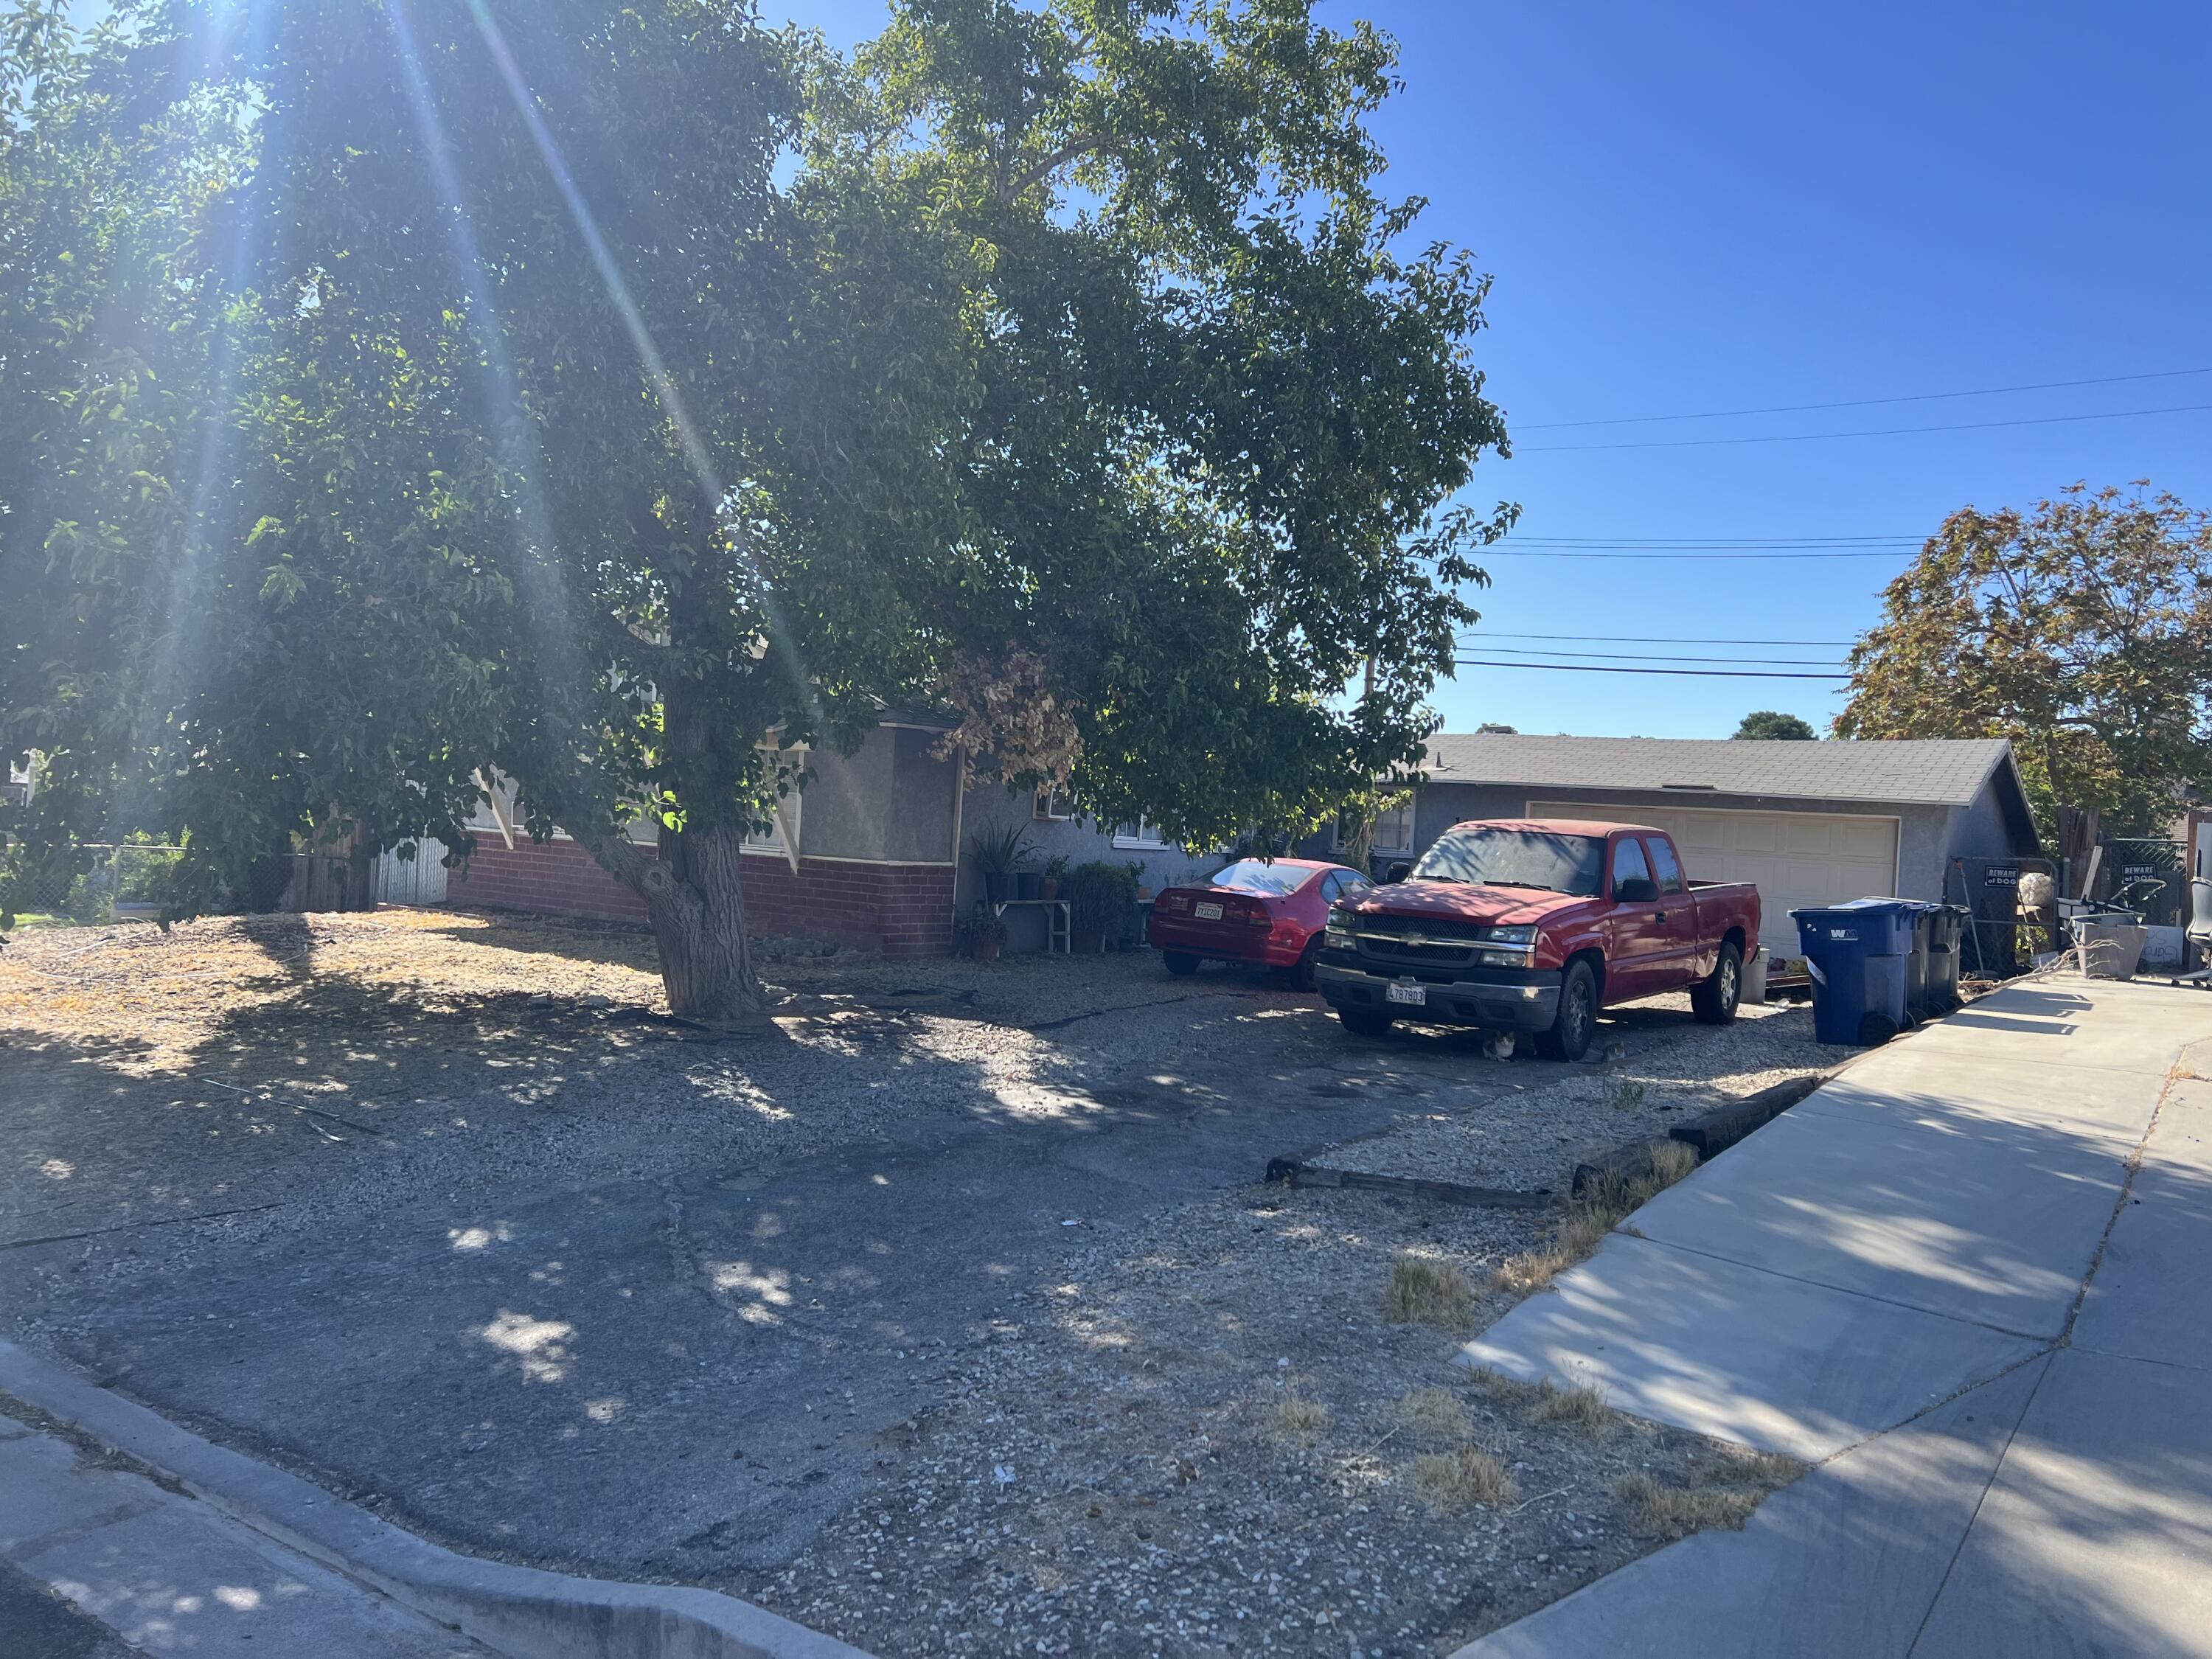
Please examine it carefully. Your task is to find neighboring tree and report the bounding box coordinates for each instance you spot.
[0,0,1512,1019]
[1837,484,2212,836]
[1732,711,1817,740]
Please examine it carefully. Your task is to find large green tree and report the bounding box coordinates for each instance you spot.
[2,0,1511,1019]
[1837,484,2212,836]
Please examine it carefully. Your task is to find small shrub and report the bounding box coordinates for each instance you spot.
[1271,1395,1329,1436]
[1492,1141,1700,1297]
[1383,1253,1474,1328]
[1398,1387,1471,1444]
[1528,1377,1615,1439]
[1606,1079,1647,1112]
[1413,1445,1517,1512]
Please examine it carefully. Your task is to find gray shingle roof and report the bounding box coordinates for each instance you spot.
[1424,734,2018,809]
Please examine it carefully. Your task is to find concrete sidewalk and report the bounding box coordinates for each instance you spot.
[0,1409,487,1658]
[1456,975,2212,1658]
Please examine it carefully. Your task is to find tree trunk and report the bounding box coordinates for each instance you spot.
[581,824,768,1025]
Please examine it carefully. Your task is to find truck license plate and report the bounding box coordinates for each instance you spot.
[1194,902,1223,920]
[1387,981,1427,1006]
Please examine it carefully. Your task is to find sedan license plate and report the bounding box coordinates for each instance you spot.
[1386,981,1427,1006]
[1193,901,1224,921]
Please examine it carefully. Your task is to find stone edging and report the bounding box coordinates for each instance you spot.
[0,1340,872,1659]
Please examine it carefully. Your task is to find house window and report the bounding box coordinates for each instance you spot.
[1112,818,1169,850]
[1372,797,1413,852]
[1033,787,1074,822]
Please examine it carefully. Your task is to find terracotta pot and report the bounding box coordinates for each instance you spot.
[1036,877,1060,901]
[973,933,1004,965]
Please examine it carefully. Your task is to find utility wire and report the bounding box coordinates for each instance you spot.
[1456,658,1851,681]
[1516,366,2212,430]
[1462,630,1857,646]
[1497,535,1919,547]
[1517,403,2212,453]
[1456,644,1843,667]
[1481,547,1901,560]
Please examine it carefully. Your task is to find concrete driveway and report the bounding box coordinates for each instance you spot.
[1458,974,2212,1658]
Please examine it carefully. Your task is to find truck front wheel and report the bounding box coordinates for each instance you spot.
[1537,959,1598,1062]
[1691,942,1742,1025]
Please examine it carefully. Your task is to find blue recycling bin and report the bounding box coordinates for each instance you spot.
[1792,900,1917,1046]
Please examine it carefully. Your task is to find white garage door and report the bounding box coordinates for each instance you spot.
[1526,801,1899,961]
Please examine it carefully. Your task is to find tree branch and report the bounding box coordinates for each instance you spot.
[998,131,1120,202]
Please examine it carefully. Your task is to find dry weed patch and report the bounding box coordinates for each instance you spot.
[1412,1445,1517,1512]
[1270,1394,1330,1436]
[1616,1443,1804,1540]
[1492,1141,1700,1297]
[1528,1377,1616,1439]
[1383,1252,1475,1327]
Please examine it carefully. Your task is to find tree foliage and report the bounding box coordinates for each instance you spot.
[1,0,1512,1015]
[1731,711,1816,741]
[1836,484,2212,835]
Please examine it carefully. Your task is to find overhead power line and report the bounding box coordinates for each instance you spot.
[1458,644,1843,667]
[1464,630,1857,647]
[1498,535,1918,546]
[1517,366,2212,431]
[1517,403,2212,453]
[1456,658,1851,681]
[1481,546,1902,560]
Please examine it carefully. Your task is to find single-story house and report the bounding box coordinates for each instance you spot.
[417,720,1213,956]
[1347,733,2041,963]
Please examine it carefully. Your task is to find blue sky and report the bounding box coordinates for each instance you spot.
[780,0,2212,739]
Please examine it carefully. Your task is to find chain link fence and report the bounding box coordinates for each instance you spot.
[0,843,188,928]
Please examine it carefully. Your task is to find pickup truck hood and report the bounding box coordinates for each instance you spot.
[1343,881,1601,929]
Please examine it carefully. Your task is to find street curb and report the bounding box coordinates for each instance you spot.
[0,1340,872,1659]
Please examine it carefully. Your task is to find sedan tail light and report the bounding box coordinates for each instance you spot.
[1157,891,1192,915]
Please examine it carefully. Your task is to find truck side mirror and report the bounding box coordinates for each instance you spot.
[1381,859,1411,884]
[1615,877,1659,904]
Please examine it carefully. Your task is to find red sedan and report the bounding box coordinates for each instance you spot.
[1147,858,1373,989]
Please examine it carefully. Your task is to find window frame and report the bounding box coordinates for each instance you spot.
[1111,817,1170,851]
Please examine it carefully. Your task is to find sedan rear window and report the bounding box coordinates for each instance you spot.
[1409,828,1605,896]
[1209,860,1314,896]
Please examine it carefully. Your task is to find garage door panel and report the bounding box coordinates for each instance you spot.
[1527,801,1898,960]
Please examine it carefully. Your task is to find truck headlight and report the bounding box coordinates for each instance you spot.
[1480,925,1537,945]
[1325,908,1353,945]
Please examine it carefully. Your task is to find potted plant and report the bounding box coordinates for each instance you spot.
[1066,860,1139,953]
[968,823,1027,906]
[1015,852,1043,902]
[971,908,1009,965]
[1037,855,1068,902]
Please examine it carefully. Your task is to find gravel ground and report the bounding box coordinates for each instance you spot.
[1320,998,1846,1192]
[733,1180,1798,1658]
[0,911,1311,1268]
[3,912,1815,1655]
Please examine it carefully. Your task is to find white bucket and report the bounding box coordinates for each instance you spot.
[1740,945,1770,1006]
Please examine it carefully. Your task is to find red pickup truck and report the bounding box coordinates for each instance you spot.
[1315,818,1761,1061]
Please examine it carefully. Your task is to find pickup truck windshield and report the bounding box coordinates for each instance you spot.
[1409,827,1606,896]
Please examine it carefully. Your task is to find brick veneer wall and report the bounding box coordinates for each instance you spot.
[445,838,954,956]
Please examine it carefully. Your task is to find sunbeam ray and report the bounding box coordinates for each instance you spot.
[455,0,818,734]
[383,0,588,737]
